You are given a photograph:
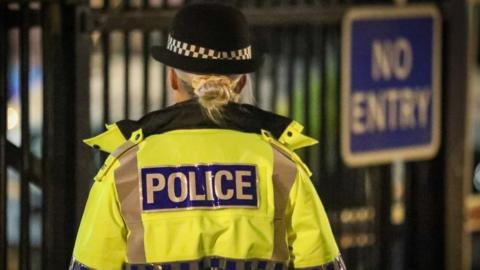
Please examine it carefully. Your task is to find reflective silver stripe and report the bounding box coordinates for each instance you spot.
[295,255,347,270]
[111,140,135,158]
[114,145,146,263]
[68,257,93,270]
[270,145,297,261]
[333,255,347,270]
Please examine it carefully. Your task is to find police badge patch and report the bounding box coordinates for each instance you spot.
[140,164,258,211]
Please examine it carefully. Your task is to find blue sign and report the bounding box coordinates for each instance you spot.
[141,164,258,211]
[341,6,441,166]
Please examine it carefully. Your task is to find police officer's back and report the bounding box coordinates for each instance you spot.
[70,3,345,270]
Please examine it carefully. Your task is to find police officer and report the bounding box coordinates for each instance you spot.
[70,3,345,270]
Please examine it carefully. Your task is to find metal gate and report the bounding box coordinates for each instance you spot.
[0,0,470,269]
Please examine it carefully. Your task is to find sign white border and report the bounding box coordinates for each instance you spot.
[341,5,442,167]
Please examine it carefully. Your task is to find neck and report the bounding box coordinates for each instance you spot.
[173,90,194,104]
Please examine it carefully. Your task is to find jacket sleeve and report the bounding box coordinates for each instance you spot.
[285,166,345,269]
[70,162,127,270]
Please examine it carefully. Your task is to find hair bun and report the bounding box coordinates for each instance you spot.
[192,75,233,108]
[173,69,247,124]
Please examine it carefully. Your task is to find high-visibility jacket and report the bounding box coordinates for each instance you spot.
[70,100,345,270]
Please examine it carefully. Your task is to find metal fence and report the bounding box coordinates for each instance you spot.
[1,1,92,269]
[0,0,460,269]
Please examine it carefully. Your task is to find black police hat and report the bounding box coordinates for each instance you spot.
[150,3,263,75]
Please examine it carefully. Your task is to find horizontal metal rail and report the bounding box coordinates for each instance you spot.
[6,141,43,188]
[5,4,454,31]
[91,6,347,31]
[9,4,452,31]
[5,9,41,28]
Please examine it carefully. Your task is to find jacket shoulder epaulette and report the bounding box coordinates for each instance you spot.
[93,129,144,182]
[260,120,319,177]
[83,120,140,154]
[277,120,318,151]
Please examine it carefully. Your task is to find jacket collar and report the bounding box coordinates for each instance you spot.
[122,99,292,138]
[83,99,317,153]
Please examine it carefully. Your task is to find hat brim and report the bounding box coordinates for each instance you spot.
[150,46,263,75]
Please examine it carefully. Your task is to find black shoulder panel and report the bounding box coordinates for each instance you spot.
[115,119,141,140]
[115,99,293,140]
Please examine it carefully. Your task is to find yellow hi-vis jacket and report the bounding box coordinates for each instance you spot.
[70,100,345,270]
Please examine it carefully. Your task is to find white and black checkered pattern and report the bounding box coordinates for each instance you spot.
[166,35,252,60]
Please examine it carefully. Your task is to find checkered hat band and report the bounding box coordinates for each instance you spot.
[166,35,252,60]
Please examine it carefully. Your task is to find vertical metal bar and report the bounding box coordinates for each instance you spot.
[0,3,8,270]
[252,26,262,105]
[403,162,415,270]
[124,35,130,118]
[74,4,94,228]
[253,57,262,105]
[319,25,347,264]
[252,0,265,105]
[19,3,31,270]
[42,1,90,267]
[123,0,131,119]
[378,165,392,270]
[270,28,280,112]
[286,27,296,117]
[102,0,110,124]
[102,33,110,123]
[160,0,169,108]
[329,24,350,265]
[303,26,312,163]
[365,167,381,270]
[332,25,354,266]
[331,26,341,167]
[445,0,473,268]
[318,26,327,179]
[42,4,50,268]
[161,30,168,108]
[330,27,344,237]
[143,33,150,113]
[407,160,444,270]
[311,25,326,180]
[142,0,150,114]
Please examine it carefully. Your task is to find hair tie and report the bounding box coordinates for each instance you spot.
[191,75,234,98]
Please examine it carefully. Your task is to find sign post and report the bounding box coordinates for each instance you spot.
[341,5,441,167]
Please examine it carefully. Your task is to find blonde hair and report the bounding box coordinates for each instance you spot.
[174,68,251,123]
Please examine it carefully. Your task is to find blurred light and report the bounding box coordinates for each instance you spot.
[7,106,19,130]
[340,207,376,224]
[391,202,405,225]
[29,2,41,10]
[355,234,369,247]
[340,209,353,223]
[168,0,184,7]
[475,163,480,191]
[339,233,375,249]
[7,3,19,10]
[355,207,369,222]
[91,31,101,46]
[340,234,354,249]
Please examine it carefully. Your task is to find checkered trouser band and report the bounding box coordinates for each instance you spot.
[69,255,346,270]
[297,256,347,270]
[166,35,252,60]
[125,258,286,270]
[125,255,346,270]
